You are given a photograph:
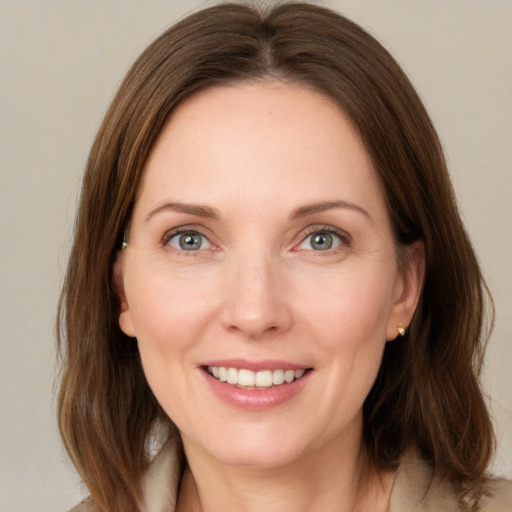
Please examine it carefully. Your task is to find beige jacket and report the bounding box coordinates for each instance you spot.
[72,436,512,511]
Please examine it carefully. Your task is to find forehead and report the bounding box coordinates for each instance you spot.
[136,80,385,221]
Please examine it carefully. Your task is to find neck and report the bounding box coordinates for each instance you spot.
[175,426,395,512]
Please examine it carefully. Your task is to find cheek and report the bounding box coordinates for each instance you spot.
[125,270,218,413]
[125,266,217,346]
[302,270,393,403]
[297,264,393,392]
[296,263,396,345]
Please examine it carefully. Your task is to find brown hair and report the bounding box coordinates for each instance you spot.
[57,2,494,511]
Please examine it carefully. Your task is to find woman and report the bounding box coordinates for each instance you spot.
[57,2,511,511]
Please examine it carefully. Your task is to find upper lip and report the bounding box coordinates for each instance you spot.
[199,359,311,372]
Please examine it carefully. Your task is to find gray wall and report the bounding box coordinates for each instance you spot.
[1,1,510,510]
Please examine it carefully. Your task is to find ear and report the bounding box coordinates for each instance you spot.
[386,240,425,341]
[113,254,136,338]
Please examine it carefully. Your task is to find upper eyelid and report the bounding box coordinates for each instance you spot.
[297,224,351,242]
[164,229,210,242]
[161,225,215,244]
[292,225,352,251]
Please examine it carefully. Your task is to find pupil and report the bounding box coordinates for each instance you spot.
[312,233,332,250]
[180,234,201,250]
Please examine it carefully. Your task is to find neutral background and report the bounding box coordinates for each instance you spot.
[1,1,511,510]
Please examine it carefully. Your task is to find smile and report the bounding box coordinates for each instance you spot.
[206,366,308,389]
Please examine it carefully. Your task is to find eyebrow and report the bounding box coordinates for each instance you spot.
[145,202,222,222]
[145,199,370,223]
[289,200,371,221]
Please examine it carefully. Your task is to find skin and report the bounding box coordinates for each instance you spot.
[116,81,424,512]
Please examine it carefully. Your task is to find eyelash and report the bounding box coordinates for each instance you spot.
[295,225,351,253]
[161,225,351,255]
[161,228,213,255]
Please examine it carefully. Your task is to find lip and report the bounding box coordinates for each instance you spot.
[199,360,313,411]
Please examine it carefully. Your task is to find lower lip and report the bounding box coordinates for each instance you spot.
[202,369,312,410]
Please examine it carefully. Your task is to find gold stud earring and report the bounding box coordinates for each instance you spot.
[397,323,406,336]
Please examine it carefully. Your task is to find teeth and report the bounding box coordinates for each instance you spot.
[272,369,285,385]
[207,366,308,389]
[238,369,255,387]
[255,370,272,387]
[227,367,238,385]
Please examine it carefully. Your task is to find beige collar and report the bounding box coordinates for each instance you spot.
[140,434,182,512]
[140,437,511,512]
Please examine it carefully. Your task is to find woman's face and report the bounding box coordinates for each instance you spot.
[117,81,422,468]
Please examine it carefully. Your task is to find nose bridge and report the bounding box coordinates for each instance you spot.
[221,244,291,338]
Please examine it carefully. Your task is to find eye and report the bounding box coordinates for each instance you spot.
[296,229,347,252]
[166,231,212,251]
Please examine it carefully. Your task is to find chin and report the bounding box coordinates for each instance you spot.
[185,422,311,469]
[214,443,306,469]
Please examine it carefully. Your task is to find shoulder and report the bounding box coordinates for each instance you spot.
[68,497,97,512]
[480,477,512,512]
[390,451,512,512]
[67,434,183,512]
[390,450,459,512]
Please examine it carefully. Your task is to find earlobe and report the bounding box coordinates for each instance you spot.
[113,255,136,338]
[386,240,425,341]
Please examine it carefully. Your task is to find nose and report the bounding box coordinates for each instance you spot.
[220,252,293,340]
